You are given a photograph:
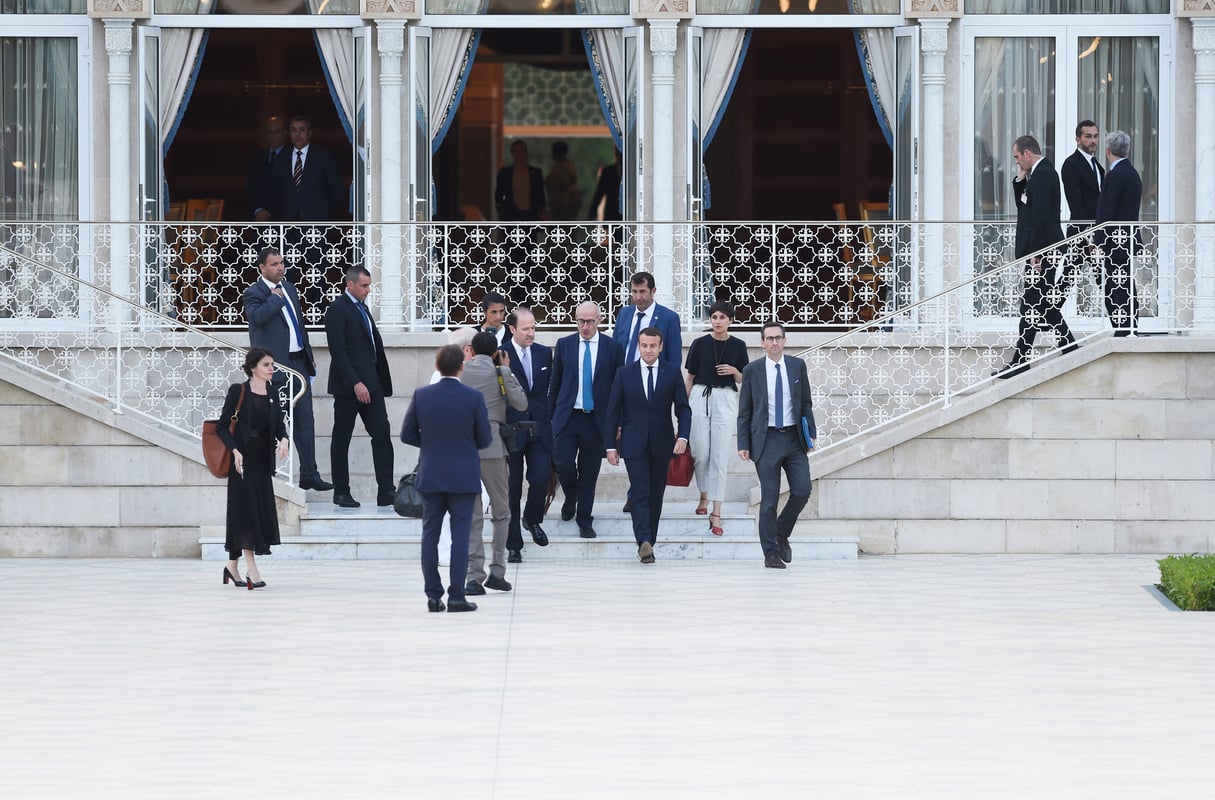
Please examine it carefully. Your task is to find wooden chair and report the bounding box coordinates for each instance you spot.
[851,202,892,323]
[166,202,186,221]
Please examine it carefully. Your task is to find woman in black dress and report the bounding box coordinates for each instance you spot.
[217,347,289,590]
[684,301,749,536]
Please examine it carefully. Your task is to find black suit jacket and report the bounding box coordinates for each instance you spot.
[549,333,622,440]
[244,279,316,377]
[1012,158,1065,259]
[324,294,392,398]
[603,360,691,460]
[1060,149,1103,231]
[276,145,346,222]
[1092,159,1143,250]
[737,356,816,461]
[503,340,554,451]
[494,164,547,220]
[215,380,288,456]
[246,146,285,218]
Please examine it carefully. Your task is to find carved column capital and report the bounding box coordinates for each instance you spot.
[90,0,149,19]
[1194,18,1215,53]
[905,0,960,18]
[361,0,421,19]
[633,0,692,18]
[103,18,134,58]
[648,19,679,57]
[377,20,406,57]
[1179,0,1215,18]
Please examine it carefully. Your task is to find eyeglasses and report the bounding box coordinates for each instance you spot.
[762,336,785,342]
[576,319,598,325]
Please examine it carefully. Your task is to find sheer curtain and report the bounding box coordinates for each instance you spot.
[0,36,78,221]
[849,0,894,149]
[428,0,488,152]
[577,0,630,147]
[157,1,213,155]
[697,0,758,210]
[306,0,356,141]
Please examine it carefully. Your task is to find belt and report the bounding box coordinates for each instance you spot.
[768,425,796,433]
[575,408,595,414]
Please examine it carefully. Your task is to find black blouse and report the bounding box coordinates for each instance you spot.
[685,334,749,389]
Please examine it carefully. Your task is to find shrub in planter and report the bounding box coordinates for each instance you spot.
[1157,554,1215,611]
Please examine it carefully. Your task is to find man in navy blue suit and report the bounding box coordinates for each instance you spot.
[1092,129,1142,337]
[244,246,330,492]
[549,301,622,538]
[275,115,346,222]
[605,327,691,564]
[502,308,554,563]
[612,271,682,367]
[401,344,493,613]
[247,116,287,221]
[324,266,394,509]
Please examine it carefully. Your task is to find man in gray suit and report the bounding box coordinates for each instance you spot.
[737,321,817,569]
[462,332,528,594]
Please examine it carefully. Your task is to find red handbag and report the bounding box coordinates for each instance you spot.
[666,450,694,487]
[201,384,246,479]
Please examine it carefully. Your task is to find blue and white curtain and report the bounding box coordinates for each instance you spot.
[576,0,630,148]
[698,0,760,209]
[159,1,215,155]
[850,0,895,150]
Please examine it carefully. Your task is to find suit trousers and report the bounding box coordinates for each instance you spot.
[753,428,811,558]
[624,452,672,546]
[689,385,738,503]
[420,491,476,601]
[553,411,604,527]
[506,436,553,551]
[330,393,395,500]
[1102,233,1139,335]
[280,355,320,481]
[468,456,511,583]
[1013,263,1075,363]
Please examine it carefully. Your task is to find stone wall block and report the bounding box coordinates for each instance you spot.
[0,446,70,485]
[1117,480,1215,521]
[0,526,200,557]
[926,399,1032,439]
[1114,521,1211,554]
[1031,398,1166,440]
[816,479,951,519]
[1005,520,1116,553]
[118,485,226,526]
[892,439,1009,479]
[895,520,1006,553]
[1008,440,1116,480]
[19,406,143,446]
[0,488,122,526]
[1163,399,1215,439]
[68,446,186,486]
[1115,439,1213,480]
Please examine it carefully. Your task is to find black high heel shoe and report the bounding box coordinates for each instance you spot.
[246,577,267,590]
[223,567,244,587]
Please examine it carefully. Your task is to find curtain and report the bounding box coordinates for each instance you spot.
[0,36,78,221]
[428,0,488,153]
[576,0,630,148]
[158,1,213,155]
[849,0,894,149]
[696,0,759,210]
[306,0,356,142]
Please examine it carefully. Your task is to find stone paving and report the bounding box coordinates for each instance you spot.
[1,554,1212,798]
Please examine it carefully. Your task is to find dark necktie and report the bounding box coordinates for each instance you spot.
[774,362,785,428]
[356,300,375,345]
[581,340,594,411]
[627,310,646,363]
[647,365,655,403]
[294,150,303,189]
[1091,158,1101,189]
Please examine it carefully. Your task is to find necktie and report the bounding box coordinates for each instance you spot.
[627,310,646,362]
[293,150,303,189]
[279,285,303,347]
[581,340,594,411]
[774,362,785,428]
[647,365,655,402]
[521,347,532,388]
[356,301,375,344]
[1091,158,1101,189]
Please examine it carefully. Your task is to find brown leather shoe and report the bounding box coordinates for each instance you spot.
[764,553,786,569]
[639,541,655,564]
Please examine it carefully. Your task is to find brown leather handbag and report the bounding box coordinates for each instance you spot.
[666,450,695,487]
[201,384,246,479]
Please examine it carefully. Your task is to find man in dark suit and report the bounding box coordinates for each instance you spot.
[737,321,816,569]
[502,308,553,563]
[324,266,394,508]
[276,115,346,222]
[1060,120,1104,292]
[243,246,331,492]
[549,301,622,538]
[1092,129,1143,337]
[494,140,547,221]
[401,344,493,613]
[996,135,1077,378]
[247,116,287,221]
[605,327,691,564]
[612,271,682,367]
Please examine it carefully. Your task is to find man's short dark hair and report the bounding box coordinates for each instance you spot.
[1075,120,1098,137]
[480,292,507,312]
[505,307,534,333]
[471,332,499,357]
[629,271,656,291]
[638,325,663,344]
[344,266,371,286]
[256,247,281,268]
[1013,135,1042,156]
[761,320,786,338]
[289,114,312,129]
[435,345,464,377]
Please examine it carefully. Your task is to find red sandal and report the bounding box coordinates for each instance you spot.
[708,513,724,536]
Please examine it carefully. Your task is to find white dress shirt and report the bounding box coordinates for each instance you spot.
[765,356,795,428]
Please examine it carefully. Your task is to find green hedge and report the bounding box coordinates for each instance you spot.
[1157,554,1215,611]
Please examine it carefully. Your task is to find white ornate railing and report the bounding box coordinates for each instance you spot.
[0,243,305,484]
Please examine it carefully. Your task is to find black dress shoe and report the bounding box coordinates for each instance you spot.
[622,499,632,513]
[427,598,446,612]
[333,493,361,508]
[377,496,394,507]
[561,498,576,522]
[465,580,486,596]
[1061,342,1080,355]
[993,361,1030,379]
[764,553,787,569]
[778,535,793,564]
[526,522,549,547]
[485,575,513,592]
[300,477,334,492]
[578,525,597,539]
[448,599,478,613]
[507,549,522,563]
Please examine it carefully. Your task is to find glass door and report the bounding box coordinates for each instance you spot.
[353,26,373,224]
[138,26,168,315]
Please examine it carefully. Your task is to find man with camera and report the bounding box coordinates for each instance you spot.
[460,332,528,595]
[502,308,554,563]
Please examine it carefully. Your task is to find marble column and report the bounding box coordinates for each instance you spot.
[105,19,135,311]
[377,21,405,329]
[648,19,678,310]
[1193,18,1215,330]
[919,19,949,303]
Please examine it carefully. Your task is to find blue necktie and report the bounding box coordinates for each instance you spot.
[647,365,655,403]
[626,309,646,363]
[279,286,302,347]
[582,340,594,411]
[774,362,785,428]
[356,301,375,344]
